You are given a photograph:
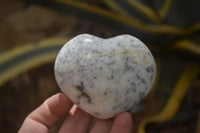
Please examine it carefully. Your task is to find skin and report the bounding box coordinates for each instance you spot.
[18,93,133,133]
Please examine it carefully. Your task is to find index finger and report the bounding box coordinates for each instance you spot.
[19,93,73,132]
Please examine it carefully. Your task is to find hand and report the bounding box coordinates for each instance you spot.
[18,93,133,133]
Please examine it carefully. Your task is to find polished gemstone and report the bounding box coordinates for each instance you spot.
[54,34,157,119]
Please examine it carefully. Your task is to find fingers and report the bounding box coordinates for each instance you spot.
[90,118,113,133]
[111,112,133,133]
[90,112,132,133]
[19,93,73,132]
[58,105,93,133]
[19,92,133,133]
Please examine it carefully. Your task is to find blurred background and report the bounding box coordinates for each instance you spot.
[0,0,200,132]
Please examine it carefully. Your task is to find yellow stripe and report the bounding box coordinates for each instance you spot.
[102,0,130,16]
[138,64,200,133]
[0,37,68,87]
[0,52,57,87]
[0,37,67,64]
[186,21,200,35]
[159,0,171,18]
[172,40,200,56]
[0,44,34,64]
[50,0,193,35]
[125,0,161,22]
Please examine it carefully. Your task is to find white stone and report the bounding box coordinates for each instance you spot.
[54,34,157,119]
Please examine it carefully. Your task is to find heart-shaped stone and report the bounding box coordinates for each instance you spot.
[54,34,157,119]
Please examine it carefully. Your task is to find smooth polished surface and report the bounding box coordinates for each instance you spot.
[54,34,157,119]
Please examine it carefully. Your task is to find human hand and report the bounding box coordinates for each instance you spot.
[18,93,133,133]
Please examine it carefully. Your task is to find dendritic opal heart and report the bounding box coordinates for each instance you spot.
[54,34,157,119]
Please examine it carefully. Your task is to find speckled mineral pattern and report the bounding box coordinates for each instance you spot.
[54,34,157,119]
